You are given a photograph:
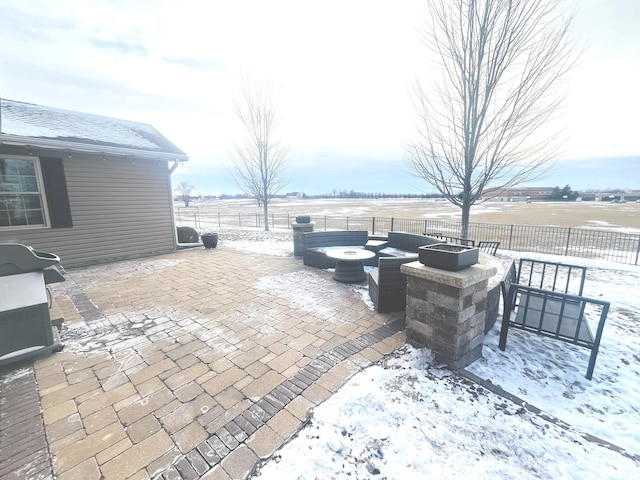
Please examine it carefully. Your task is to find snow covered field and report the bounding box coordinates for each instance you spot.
[177,197,640,231]
[218,228,640,479]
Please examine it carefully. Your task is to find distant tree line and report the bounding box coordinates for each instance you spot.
[175,184,631,204]
[305,191,441,199]
[176,192,444,202]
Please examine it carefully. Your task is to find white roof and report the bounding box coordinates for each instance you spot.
[0,99,187,160]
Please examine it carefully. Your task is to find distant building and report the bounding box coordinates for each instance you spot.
[579,192,597,201]
[0,98,188,267]
[483,187,555,202]
[593,190,640,202]
[285,192,305,199]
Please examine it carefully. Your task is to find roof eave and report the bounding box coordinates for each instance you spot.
[0,134,189,162]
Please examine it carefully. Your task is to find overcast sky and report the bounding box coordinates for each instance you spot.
[1,0,638,194]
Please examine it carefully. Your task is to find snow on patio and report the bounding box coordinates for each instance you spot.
[220,228,640,478]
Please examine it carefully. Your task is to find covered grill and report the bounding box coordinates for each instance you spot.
[0,244,65,366]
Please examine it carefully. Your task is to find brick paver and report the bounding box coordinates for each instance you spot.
[0,245,406,479]
[54,422,128,474]
[0,365,54,480]
[57,458,101,480]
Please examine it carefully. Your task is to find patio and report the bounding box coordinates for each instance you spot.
[0,245,405,480]
[2,232,639,479]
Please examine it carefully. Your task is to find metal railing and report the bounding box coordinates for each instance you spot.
[174,208,640,265]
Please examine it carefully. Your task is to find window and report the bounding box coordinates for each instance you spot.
[0,157,47,228]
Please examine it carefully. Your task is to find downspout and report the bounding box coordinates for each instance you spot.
[168,159,181,248]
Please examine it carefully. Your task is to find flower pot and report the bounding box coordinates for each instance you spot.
[418,243,479,271]
[295,215,311,224]
[201,233,218,249]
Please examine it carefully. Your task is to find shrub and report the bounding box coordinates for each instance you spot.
[177,226,199,243]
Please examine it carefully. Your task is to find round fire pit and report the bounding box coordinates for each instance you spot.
[325,248,376,283]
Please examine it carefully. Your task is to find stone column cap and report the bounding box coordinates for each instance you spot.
[401,261,497,288]
[291,222,315,228]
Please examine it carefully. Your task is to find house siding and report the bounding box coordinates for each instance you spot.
[0,152,177,268]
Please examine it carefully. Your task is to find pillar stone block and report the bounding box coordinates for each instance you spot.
[291,222,314,257]
[401,261,496,370]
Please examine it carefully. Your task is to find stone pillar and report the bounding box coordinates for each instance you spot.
[401,261,497,370]
[291,221,314,256]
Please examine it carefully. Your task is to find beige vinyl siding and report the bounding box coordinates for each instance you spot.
[0,153,177,268]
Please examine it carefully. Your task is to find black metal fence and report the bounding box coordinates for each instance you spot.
[174,208,640,265]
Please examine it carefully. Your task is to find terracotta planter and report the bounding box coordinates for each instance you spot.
[201,233,219,249]
[418,243,479,271]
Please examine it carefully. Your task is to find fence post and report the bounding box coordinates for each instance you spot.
[239,213,242,227]
[372,217,376,235]
[635,236,640,265]
[508,224,514,250]
[391,217,395,232]
[218,212,221,228]
[565,227,572,256]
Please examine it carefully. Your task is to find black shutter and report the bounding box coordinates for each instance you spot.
[39,157,73,228]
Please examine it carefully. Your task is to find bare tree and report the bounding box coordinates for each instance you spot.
[230,75,290,231]
[406,0,579,239]
[175,181,194,207]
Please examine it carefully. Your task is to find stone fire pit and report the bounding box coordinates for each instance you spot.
[418,243,479,271]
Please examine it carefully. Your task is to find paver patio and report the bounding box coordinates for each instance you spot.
[0,245,405,479]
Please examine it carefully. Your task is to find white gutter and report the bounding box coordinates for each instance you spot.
[0,134,189,163]
[169,159,181,174]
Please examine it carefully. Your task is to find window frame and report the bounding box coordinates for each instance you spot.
[0,155,51,230]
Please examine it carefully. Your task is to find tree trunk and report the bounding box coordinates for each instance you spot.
[263,200,269,232]
[460,202,470,240]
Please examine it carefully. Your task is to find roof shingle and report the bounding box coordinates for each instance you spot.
[0,99,187,160]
